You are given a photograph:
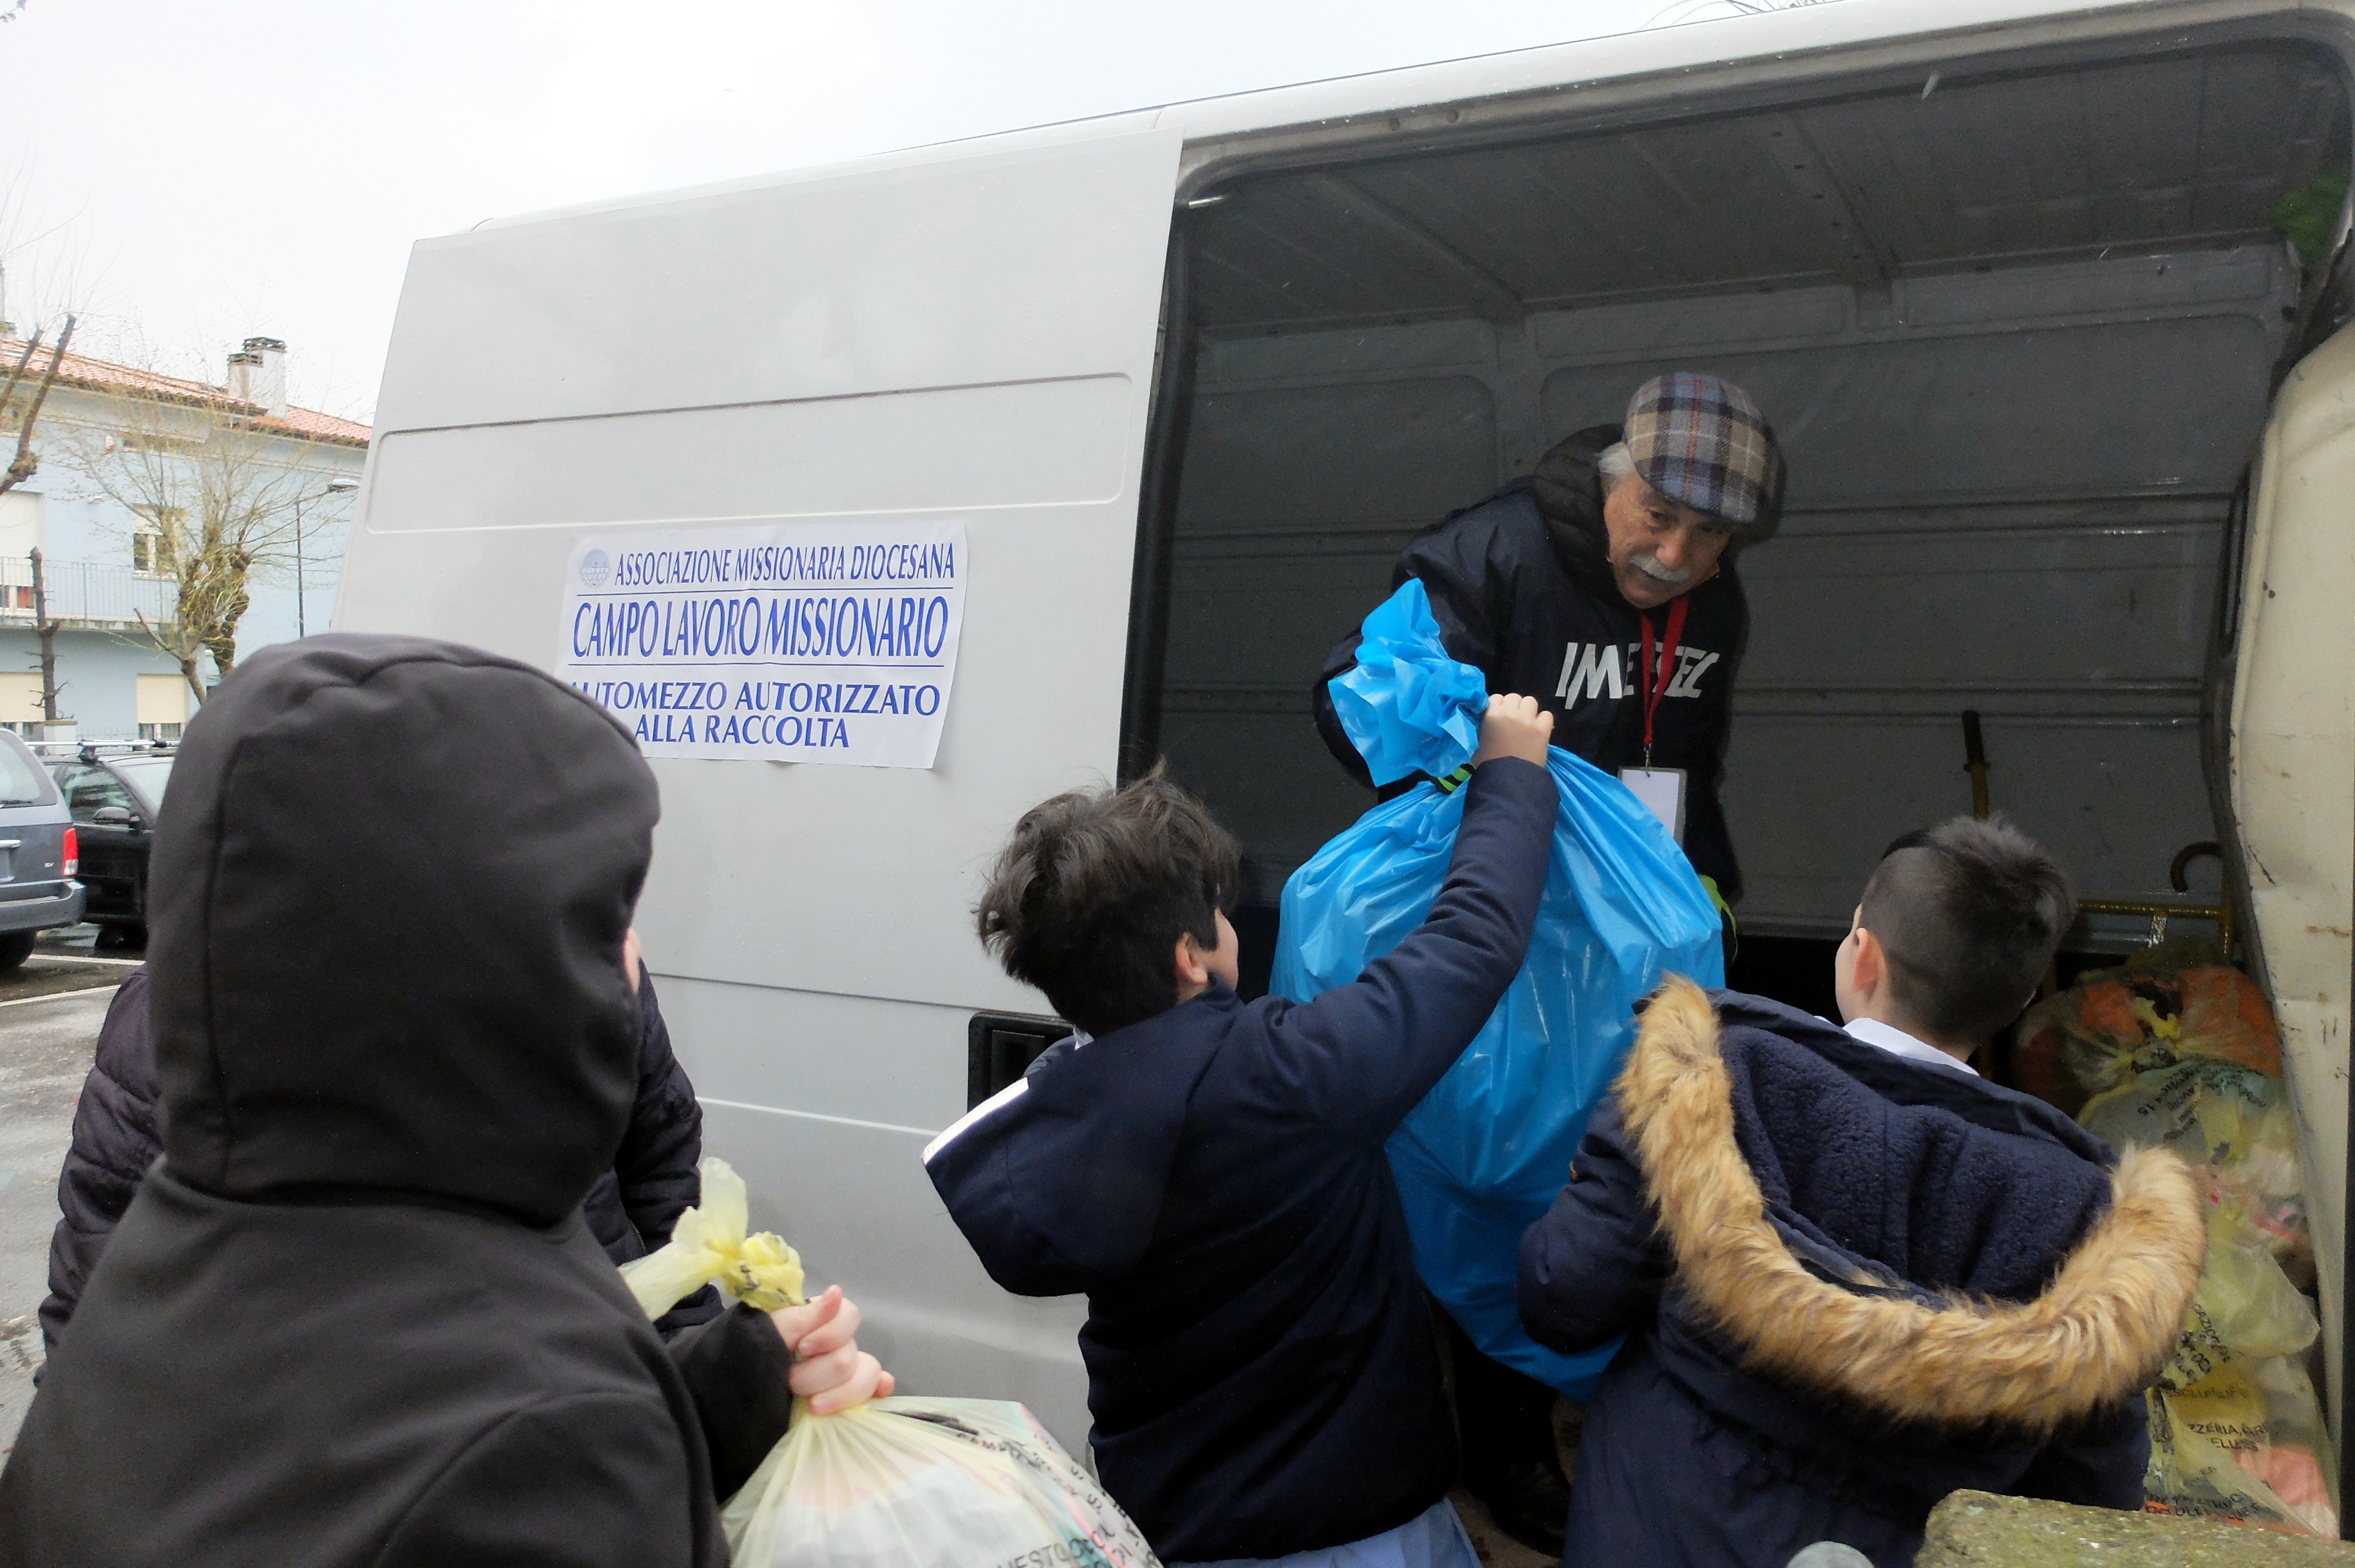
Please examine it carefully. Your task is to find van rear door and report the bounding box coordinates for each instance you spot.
[2229,315,2355,1453]
[337,124,1183,1446]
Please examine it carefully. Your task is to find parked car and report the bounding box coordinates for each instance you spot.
[0,729,84,971]
[48,745,173,945]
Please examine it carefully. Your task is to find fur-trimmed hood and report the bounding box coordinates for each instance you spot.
[1618,977,2206,1434]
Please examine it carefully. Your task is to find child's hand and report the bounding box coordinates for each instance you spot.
[769,1284,897,1414]
[1473,693,1554,768]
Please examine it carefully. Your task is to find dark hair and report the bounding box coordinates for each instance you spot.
[1859,815,2075,1043]
[975,767,1240,1037]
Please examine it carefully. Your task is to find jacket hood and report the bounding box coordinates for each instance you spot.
[148,635,658,1226]
[1619,977,2205,1433]
[1526,424,1622,599]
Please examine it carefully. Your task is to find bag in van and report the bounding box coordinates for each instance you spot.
[2014,964,2284,1117]
[626,1160,1160,1568]
[1272,579,1724,1400]
[2142,1205,2337,1538]
[2022,968,2339,1536]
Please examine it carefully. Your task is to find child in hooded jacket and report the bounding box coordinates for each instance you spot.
[1517,815,2209,1568]
[0,636,890,1568]
[926,696,1560,1567]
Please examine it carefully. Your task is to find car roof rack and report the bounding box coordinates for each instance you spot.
[26,739,164,762]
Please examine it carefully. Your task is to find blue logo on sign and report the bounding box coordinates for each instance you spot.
[579,549,611,589]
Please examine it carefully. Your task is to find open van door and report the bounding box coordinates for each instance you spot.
[2229,317,2355,1471]
[336,124,1183,1447]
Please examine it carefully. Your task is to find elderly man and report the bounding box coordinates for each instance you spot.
[1311,370,1785,1554]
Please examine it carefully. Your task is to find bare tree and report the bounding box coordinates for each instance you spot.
[28,545,62,720]
[57,383,347,703]
[0,313,74,496]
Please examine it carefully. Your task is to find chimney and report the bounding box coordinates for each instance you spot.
[226,336,288,417]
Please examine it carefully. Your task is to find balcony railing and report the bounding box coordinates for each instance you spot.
[0,555,178,629]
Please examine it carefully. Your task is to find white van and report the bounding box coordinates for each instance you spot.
[339,0,2355,1482]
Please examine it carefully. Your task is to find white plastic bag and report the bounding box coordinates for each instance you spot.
[722,1396,1160,1568]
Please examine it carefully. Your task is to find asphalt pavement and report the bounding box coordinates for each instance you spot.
[0,924,138,1456]
[0,985,117,1455]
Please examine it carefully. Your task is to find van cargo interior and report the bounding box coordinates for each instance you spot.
[1138,39,2350,1011]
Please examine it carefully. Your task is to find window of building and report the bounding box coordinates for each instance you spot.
[0,672,41,735]
[137,673,188,741]
[131,507,184,576]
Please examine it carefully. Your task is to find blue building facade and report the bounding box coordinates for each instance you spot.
[0,336,367,739]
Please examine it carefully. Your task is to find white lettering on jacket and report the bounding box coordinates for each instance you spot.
[1554,641,1721,710]
[1555,641,1624,705]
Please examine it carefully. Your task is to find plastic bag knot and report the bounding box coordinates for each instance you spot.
[620,1157,806,1319]
[1326,579,1488,786]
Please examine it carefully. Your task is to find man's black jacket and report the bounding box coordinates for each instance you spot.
[0,636,792,1568]
[926,758,1558,1562]
[1314,425,1749,899]
[39,964,718,1353]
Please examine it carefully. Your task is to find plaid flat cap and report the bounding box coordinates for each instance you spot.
[1623,372,1785,532]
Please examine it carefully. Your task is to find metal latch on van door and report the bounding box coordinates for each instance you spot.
[967,1012,1074,1109]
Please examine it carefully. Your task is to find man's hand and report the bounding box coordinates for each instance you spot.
[1473,693,1554,768]
[769,1285,897,1414]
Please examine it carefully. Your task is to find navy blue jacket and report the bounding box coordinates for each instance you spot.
[1315,426,1747,899]
[1518,985,2205,1568]
[42,966,718,1353]
[926,758,1559,1562]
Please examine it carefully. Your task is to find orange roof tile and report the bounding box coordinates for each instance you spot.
[0,337,371,448]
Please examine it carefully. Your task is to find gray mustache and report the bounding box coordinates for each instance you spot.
[1633,553,1693,584]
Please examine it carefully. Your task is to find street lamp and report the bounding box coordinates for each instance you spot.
[306,481,358,637]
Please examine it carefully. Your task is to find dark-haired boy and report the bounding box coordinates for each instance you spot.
[1516,815,2208,1568]
[926,697,1560,1568]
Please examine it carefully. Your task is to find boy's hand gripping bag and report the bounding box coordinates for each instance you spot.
[1275,580,1724,1399]
[627,1160,1162,1568]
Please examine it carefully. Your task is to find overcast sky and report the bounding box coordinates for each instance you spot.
[0,0,1786,421]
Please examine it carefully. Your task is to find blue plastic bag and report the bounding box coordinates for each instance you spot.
[1273,580,1724,1399]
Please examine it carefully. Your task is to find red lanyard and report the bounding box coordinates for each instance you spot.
[1638,595,1690,766]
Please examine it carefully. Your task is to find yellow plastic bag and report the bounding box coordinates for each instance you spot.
[2078,1058,2300,1205]
[620,1157,806,1318]
[722,1397,1161,1568]
[2163,1214,2318,1377]
[2147,1357,2337,1539]
[2140,1201,2338,1536]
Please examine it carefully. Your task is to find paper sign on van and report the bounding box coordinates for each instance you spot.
[559,520,966,768]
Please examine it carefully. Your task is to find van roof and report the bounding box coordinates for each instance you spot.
[472,0,2168,234]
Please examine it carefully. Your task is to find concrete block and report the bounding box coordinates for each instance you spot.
[1916,1491,2355,1566]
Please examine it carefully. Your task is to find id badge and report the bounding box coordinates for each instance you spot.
[1618,766,1687,842]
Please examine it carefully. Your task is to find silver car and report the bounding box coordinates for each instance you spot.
[0,729,85,971]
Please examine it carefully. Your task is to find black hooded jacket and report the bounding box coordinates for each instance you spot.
[0,636,792,1568]
[1314,425,1749,899]
[38,964,719,1353]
